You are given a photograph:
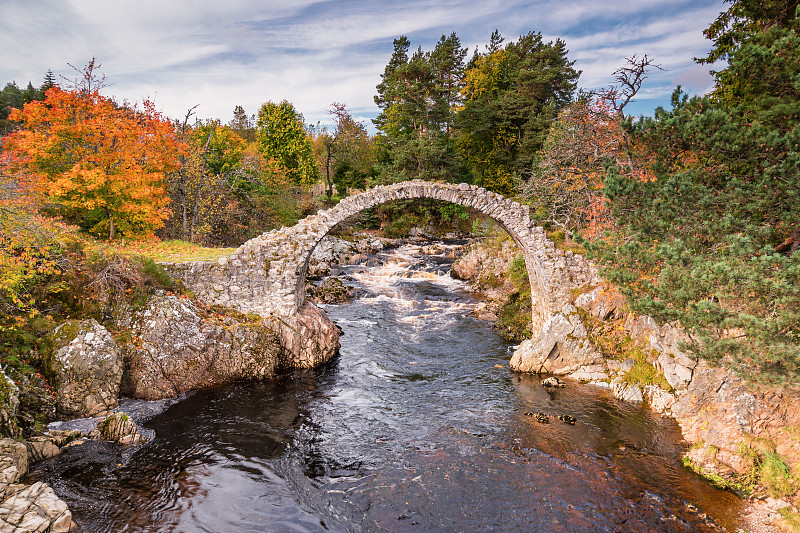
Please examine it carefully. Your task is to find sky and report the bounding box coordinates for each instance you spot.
[0,0,726,130]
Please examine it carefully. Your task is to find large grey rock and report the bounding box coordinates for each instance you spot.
[273,302,340,369]
[656,353,694,390]
[611,378,644,403]
[47,320,122,418]
[510,305,603,374]
[670,360,759,473]
[644,385,676,414]
[120,295,286,400]
[0,482,74,533]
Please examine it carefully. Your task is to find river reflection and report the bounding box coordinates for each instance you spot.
[31,242,743,532]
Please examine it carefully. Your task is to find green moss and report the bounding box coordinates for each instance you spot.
[495,254,532,342]
[685,438,799,499]
[737,438,799,499]
[209,305,264,325]
[682,454,755,495]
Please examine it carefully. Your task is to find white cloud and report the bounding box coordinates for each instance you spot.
[0,0,727,125]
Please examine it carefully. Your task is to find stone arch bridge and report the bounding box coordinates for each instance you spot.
[169,180,599,344]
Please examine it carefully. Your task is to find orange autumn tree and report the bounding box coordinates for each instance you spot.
[523,97,654,237]
[3,87,180,239]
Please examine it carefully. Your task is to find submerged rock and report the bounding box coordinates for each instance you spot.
[46,320,123,418]
[542,377,566,388]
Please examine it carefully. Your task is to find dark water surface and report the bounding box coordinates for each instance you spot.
[31,243,744,532]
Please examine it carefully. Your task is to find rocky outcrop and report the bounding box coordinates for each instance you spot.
[45,320,123,418]
[0,482,74,533]
[0,438,74,532]
[119,295,284,400]
[118,295,339,400]
[509,305,604,374]
[461,235,800,515]
[0,440,28,502]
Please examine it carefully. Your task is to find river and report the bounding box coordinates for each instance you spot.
[31,241,744,532]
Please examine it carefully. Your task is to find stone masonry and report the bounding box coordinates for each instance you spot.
[168,180,600,340]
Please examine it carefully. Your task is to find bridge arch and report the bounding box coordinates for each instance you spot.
[170,181,599,340]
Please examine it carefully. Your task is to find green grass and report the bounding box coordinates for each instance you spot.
[110,239,235,263]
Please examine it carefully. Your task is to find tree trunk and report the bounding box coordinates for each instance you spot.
[189,124,214,242]
[108,216,116,240]
[325,144,333,199]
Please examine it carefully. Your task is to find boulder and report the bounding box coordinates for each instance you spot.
[120,295,285,400]
[611,378,644,403]
[670,361,759,473]
[643,385,676,414]
[510,305,604,375]
[656,353,694,391]
[0,482,74,533]
[46,320,123,418]
[274,302,340,369]
[307,277,356,304]
[24,438,61,464]
[0,439,28,501]
[96,412,144,445]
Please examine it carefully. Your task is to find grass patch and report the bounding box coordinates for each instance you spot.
[682,455,755,495]
[621,346,672,391]
[108,239,235,263]
[779,508,800,532]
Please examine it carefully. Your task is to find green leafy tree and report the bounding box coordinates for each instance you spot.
[312,102,373,198]
[256,100,317,186]
[455,31,580,194]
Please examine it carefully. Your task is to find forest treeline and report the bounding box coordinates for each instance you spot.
[1,0,798,384]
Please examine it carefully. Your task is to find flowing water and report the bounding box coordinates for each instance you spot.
[31,242,745,532]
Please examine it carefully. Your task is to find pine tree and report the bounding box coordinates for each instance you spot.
[590,0,800,382]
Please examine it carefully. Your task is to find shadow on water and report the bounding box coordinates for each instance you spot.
[30,242,744,532]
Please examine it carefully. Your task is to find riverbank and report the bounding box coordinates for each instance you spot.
[20,238,752,531]
[450,231,800,532]
[1,227,797,531]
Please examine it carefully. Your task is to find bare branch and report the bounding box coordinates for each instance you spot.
[599,54,663,117]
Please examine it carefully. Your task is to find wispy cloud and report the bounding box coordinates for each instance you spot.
[0,0,725,126]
